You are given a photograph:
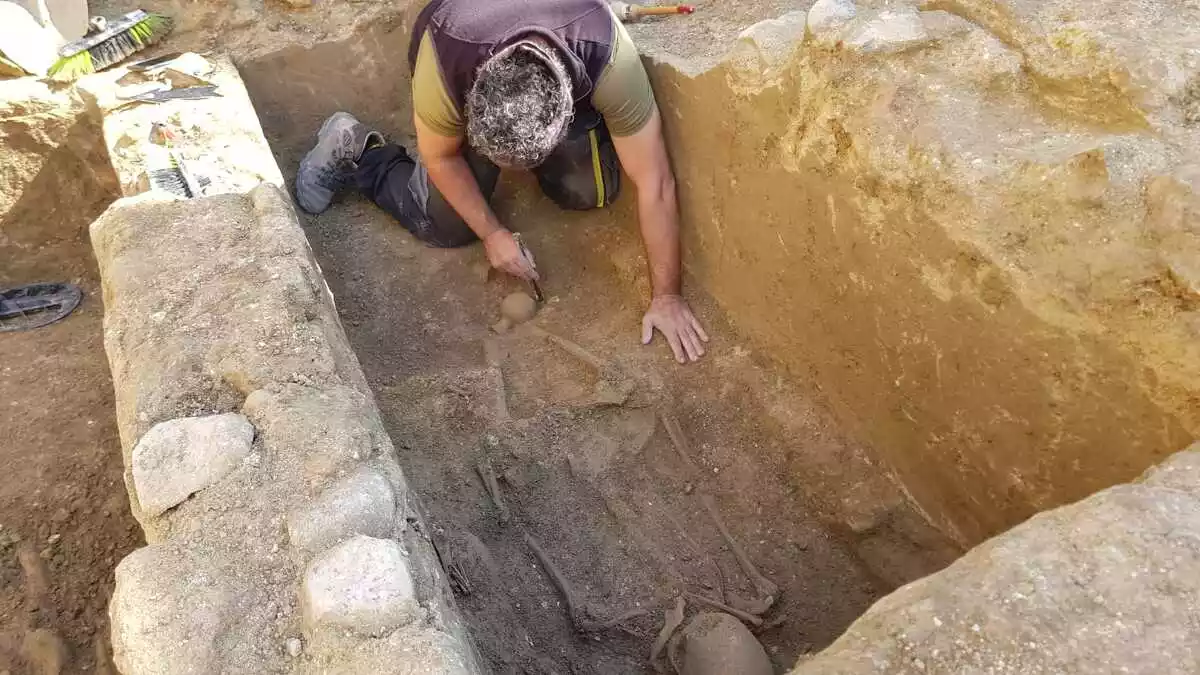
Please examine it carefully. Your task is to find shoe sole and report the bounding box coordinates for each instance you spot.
[295,113,358,214]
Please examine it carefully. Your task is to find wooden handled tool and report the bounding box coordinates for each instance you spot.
[611,2,695,23]
[511,233,544,302]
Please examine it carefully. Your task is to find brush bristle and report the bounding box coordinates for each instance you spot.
[48,13,173,80]
[48,51,94,80]
[147,150,192,198]
[149,168,190,197]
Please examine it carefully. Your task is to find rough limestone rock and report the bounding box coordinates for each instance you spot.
[94,181,480,672]
[727,10,808,92]
[242,383,406,488]
[131,413,255,517]
[806,0,856,43]
[790,446,1200,674]
[842,8,931,53]
[303,535,419,637]
[287,466,398,559]
[109,546,233,675]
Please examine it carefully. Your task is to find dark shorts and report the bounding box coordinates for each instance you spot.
[354,115,621,248]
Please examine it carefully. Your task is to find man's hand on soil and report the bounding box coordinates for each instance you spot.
[484,229,538,281]
[642,295,709,364]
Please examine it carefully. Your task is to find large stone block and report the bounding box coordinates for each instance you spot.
[86,53,481,675]
[790,446,1200,674]
[131,413,255,517]
[242,383,403,487]
[302,535,419,637]
[90,184,370,450]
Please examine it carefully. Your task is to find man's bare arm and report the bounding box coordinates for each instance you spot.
[415,115,536,280]
[610,106,709,362]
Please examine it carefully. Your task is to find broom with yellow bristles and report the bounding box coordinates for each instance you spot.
[48,10,173,81]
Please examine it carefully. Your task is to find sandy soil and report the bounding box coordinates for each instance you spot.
[0,196,141,674]
[272,124,952,671]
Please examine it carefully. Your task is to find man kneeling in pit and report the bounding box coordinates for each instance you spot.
[294,0,709,364]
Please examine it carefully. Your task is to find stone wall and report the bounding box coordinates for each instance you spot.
[86,54,480,673]
[629,0,1200,546]
[92,185,480,674]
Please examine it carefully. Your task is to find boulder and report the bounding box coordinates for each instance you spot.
[790,446,1200,674]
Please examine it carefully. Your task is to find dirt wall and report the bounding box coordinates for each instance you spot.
[635,2,1199,546]
[1,80,117,264]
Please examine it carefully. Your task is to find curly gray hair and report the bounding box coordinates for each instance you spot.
[466,40,574,169]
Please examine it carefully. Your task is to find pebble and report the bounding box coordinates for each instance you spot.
[285,637,303,657]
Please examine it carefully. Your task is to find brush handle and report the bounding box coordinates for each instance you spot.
[58,9,149,57]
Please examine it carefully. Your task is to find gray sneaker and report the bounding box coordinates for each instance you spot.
[295,112,383,214]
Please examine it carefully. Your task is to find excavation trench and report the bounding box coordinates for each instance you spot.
[6,0,1197,671]
[265,131,957,673]
[238,14,959,674]
[230,0,1200,663]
